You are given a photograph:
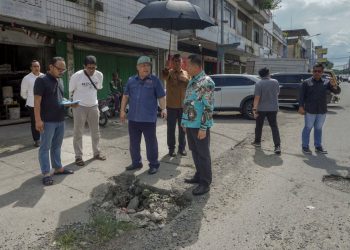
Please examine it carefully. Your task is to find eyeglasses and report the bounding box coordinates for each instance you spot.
[86,66,97,70]
[313,70,323,73]
[53,65,67,73]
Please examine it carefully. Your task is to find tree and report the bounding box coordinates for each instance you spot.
[257,0,282,10]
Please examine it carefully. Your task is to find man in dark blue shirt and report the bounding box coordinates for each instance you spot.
[120,56,166,175]
[298,63,341,154]
[34,57,74,186]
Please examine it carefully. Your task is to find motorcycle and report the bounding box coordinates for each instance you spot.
[65,97,113,127]
[98,97,113,127]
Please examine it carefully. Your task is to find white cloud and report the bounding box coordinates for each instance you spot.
[273,0,350,67]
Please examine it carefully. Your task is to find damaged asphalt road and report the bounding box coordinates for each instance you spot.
[1,84,350,250]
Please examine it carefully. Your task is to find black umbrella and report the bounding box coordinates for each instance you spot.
[131,0,216,58]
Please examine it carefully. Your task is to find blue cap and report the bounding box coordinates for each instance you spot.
[137,56,152,65]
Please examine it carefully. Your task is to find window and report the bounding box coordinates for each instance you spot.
[224,2,236,29]
[211,77,222,87]
[222,76,255,86]
[238,11,249,38]
[209,0,218,19]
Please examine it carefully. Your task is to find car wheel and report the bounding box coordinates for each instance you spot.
[242,99,254,120]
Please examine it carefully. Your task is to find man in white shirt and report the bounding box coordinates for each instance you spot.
[21,60,44,147]
[69,55,106,166]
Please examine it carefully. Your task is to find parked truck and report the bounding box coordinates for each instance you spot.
[246,58,309,75]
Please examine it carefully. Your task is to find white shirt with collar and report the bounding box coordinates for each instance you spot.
[69,69,103,107]
[20,72,44,107]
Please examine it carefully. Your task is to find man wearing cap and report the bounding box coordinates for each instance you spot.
[162,54,189,157]
[69,55,106,166]
[120,56,167,175]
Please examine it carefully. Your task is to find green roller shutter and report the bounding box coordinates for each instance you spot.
[74,49,138,99]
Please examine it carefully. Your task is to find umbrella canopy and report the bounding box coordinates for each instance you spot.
[131,0,215,31]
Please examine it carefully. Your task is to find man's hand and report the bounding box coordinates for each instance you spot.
[182,125,186,133]
[161,109,167,120]
[120,111,127,123]
[36,120,44,133]
[298,106,305,115]
[253,110,258,119]
[198,129,207,140]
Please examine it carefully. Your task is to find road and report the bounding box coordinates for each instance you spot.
[106,83,350,250]
[0,83,349,249]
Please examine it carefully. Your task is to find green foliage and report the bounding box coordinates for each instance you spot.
[55,213,137,249]
[257,0,282,10]
[56,229,79,250]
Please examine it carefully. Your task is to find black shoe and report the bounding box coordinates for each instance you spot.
[126,163,143,171]
[251,141,261,147]
[178,150,187,156]
[184,178,199,184]
[34,140,40,147]
[168,151,176,157]
[274,146,281,155]
[302,147,312,154]
[192,185,210,196]
[315,146,328,154]
[148,168,158,175]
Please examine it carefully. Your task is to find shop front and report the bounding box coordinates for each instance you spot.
[0,26,54,125]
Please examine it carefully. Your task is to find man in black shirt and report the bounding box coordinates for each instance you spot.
[298,63,341,154]
[34,57,74,186]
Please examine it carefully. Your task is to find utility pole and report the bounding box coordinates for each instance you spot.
[217,0,225,74]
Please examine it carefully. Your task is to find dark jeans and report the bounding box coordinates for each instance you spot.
[186,128,212,187]
[113,93,121,112]
[128,120,159,169]
[255,111,281,147]
[27,106,40,141]
[167,107,186,152]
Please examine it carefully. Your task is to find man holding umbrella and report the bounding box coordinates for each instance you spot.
[162,54,189,157]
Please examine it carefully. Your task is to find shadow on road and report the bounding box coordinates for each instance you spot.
[253,148,283,168]
[0,160,91,208]
[303,154,349,176]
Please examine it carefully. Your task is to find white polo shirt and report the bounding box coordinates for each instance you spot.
[69,69,103,107]
[20,72,44,107]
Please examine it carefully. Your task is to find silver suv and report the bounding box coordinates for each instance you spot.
[210,74,260,119]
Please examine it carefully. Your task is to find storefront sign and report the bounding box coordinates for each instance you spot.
[0,0,47,24]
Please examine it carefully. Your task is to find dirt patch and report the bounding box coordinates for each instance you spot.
[49,173,191,249]
[322,175,350,193]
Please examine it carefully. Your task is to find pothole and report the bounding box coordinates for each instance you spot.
[51,173,191,249]
[322,175,350,193]
[92,173,192,228]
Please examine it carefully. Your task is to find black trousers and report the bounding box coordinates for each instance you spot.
[186,128,212,187]
[167,108,186,152]
[28,106,40,141]
[254,111,281,147]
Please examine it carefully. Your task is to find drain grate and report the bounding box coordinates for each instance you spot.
[322,175,350,193]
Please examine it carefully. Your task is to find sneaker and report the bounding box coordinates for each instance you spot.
[168,151,176,157]
[274,146,281,155]
[178,150,187,156]
[192,185,210,195]
[302,147,312,154]
[315,146,328,154]
[148,167,158,175]
[251,141,261,147]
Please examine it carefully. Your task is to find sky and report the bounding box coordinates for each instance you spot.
[272,0,350,69]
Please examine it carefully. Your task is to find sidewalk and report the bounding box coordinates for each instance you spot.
[0,114,255,248]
